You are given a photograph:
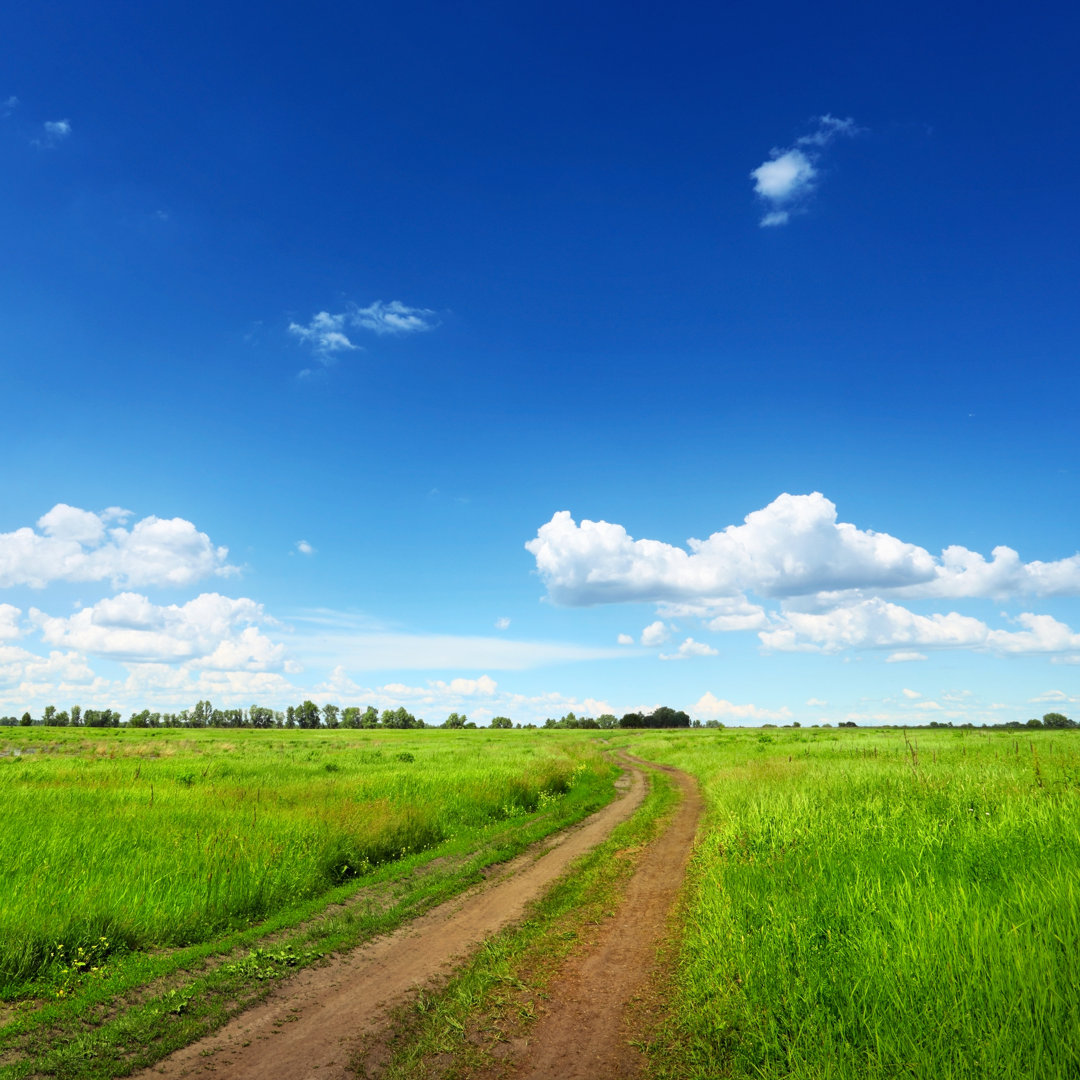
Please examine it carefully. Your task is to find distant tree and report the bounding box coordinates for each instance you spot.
[249,705,275,728]
[43,705,57,725]
[619,712,645,729]
[360,706,380,728]
[70,704,82,727]
[383,706,419,729]
[296,700,321,729]
[442,711,467,729]
[1026,717,1044,728]
[490,716,513,729]
[322,704,340,728]
[285,705,297,728]
[1042,712,1076,729]
[597,714,618,729]
[20,712,32,726]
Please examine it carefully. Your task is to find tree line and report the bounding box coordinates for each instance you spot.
[0,702,697,730]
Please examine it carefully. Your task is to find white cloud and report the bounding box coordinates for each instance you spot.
[527,492,1080,658]
[617,633,635,645]
[1030,689,1078,704]
[761,599,1080,657]
[495,616,511,630]
[290,300,436,361]
[692,692,793,724]
[902,688,922,699]
[295,539,315,556]
[288,312,359,357]
[34,118,71,147]
[0,644,96,690]
[350,300,437,335]
[528,493,938,606]
[659,637,719,661]
[30,592,282,669]
[759,210,790,227]
[751,149,816,203]
[0,505,236,589]
[750,115,859,226]
[886,651,928,663]
[640,620,670,647]
[0,604,22,641]
[805,697,827,707]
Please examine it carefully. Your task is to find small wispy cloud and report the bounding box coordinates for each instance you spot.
[750,114,860,227]
[288,311,360,359]
[34,118,71,148]
[494,616,511,630]
[352,300,437,336]
[2,96,18,117]
[289,299,437,367]
[295,540,315,556]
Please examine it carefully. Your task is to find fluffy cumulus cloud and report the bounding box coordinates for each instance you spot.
[692,692,793,724]
[0,604,22,641]
[0,505,236,589]
[527,492,1080,659]
[290,299,437,362]
[750,115,859,226]
[760,600,1080,656]
[30,592,282,669]
[528,493,939,605]
[659,637,718,661]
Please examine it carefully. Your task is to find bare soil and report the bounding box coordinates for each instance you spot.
[139,765,652,1080]
[501,758,702,1080]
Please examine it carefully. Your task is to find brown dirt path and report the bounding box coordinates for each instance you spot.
[504,758,702,1080]
[138,764,648,1080]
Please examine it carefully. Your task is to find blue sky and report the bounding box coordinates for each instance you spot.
[2,0,1077,725]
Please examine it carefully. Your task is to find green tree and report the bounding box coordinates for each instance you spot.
[322,704,340,728]
[19,712,32,726]
[296,700,321,728]
[442,712,466,729]
[490,716,513,729]
[1042,712,1076,729]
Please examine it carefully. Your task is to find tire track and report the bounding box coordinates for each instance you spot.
[505,758,701,1080]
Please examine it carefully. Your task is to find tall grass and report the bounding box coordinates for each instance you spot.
[0,728,607,996]
[628,728,1080,1079]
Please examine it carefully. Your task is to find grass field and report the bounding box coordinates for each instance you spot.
[627,726,1080,1079]
[0,727,614,1002]
[3,725,1078,1079]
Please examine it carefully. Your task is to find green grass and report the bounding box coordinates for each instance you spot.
[0,728,615,1001]
[624,727,1080,1080]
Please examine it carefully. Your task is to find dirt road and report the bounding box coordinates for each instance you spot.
[505,759,702,1079]
[141,761,660,1080]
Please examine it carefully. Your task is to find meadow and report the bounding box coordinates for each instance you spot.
[627,726,1080,1079]
[3,724,1078,1080]
[0,727,615,1001]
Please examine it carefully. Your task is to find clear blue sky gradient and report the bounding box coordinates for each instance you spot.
[2,1,1077,724]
